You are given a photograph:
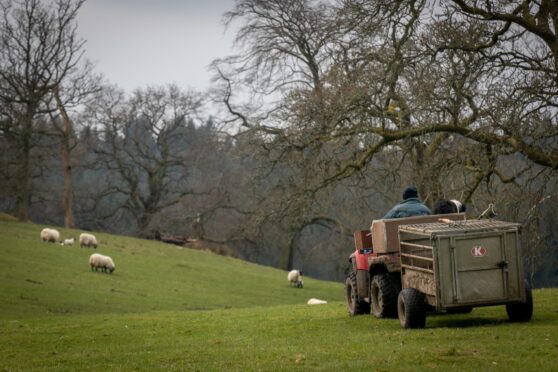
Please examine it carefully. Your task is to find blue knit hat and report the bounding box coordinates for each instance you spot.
[402,186,418,200]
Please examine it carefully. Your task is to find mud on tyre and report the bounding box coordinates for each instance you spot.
[398,288,426,329]
[345,272,370,316]
[370,272,400,318]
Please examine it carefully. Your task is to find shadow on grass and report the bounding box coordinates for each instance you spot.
[427,316,508,328]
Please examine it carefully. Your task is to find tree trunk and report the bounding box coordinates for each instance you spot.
[62,147,74,228]
[137,209,154,238]
[15,111,34,222]
[15,138,31,222]
[54,88,74,228]
[281,234,296,271]
[286,236,295,271]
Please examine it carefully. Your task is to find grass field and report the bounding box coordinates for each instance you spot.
[0,217,557,371]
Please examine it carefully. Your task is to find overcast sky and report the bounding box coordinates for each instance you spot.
[77,0,237,92]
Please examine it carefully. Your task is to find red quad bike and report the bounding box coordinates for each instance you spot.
[345,213,465,319]
[345,231,401,318]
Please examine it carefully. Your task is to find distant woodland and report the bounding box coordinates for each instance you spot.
[1,0,557,285]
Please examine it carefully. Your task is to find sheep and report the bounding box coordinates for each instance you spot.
[79,233,98,249]
[40,228,60,243]
[307,298,327,305]
[288,269,303,288]
[450,199,466,213]
[60,237,75,246]
[89,253,115,273]
[432,199,466,214]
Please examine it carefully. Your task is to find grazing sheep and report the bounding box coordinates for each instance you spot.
[79,233,98,249]
[307,298,327,305]
[89,253,115,273]
[40,228,60,243]
[288,270,303,288]
[60,237,75,246]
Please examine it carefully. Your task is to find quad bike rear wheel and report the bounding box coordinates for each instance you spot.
[345,272,370,316]
[370,273,399,318]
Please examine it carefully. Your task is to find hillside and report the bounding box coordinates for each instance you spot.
[1,218,557,371]
[0,218,342,319]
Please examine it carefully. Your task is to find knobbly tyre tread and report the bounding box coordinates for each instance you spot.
[370,272,399,318]
[398,288,427,329]
[345,271,370,316]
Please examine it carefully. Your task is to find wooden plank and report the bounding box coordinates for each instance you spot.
[401,264,434,274]
[401,253,433,262]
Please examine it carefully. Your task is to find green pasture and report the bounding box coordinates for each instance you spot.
[0,218,340,318]
[0,217,557,371]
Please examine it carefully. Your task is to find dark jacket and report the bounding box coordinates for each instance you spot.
[382,197,432,219]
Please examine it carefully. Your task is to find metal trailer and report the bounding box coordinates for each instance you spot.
[344,213,465,318]
[396,219,533,328]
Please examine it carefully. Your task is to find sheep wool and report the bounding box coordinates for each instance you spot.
[79,233,98,249]
[89,253,115,273]
[288,269,303,287]
[60,237,74,246]
[40,228,60,243]
[307,298,327,305]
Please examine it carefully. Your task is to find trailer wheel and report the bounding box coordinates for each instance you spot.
[345,272,370,316]
[506,286,533,322]
[398,288,426,329]
[370,273,399,318]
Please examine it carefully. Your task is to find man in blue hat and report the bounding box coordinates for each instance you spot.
[382,186,431,219]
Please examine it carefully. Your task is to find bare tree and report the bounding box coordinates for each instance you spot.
[214,0,557,202]
[217,0,556,173]
[0,0,89,221]
[51,87,76,227]
[88,85,207,237]
[447,0,558,79]
[210,0,558,280]
[43,63,100,228]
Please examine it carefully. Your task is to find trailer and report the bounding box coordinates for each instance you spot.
[397,219,533,328]
[345,213,465,318]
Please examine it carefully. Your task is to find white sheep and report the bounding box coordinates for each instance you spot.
[288,269,303,288]
[40,228,60,243]
[307,298,327,305]
[60,237,75,246]
[89,253,115,273]
[79,233,98,249]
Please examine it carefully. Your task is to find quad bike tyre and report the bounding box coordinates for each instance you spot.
[345,272,370,316]
[370,273,399,318]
